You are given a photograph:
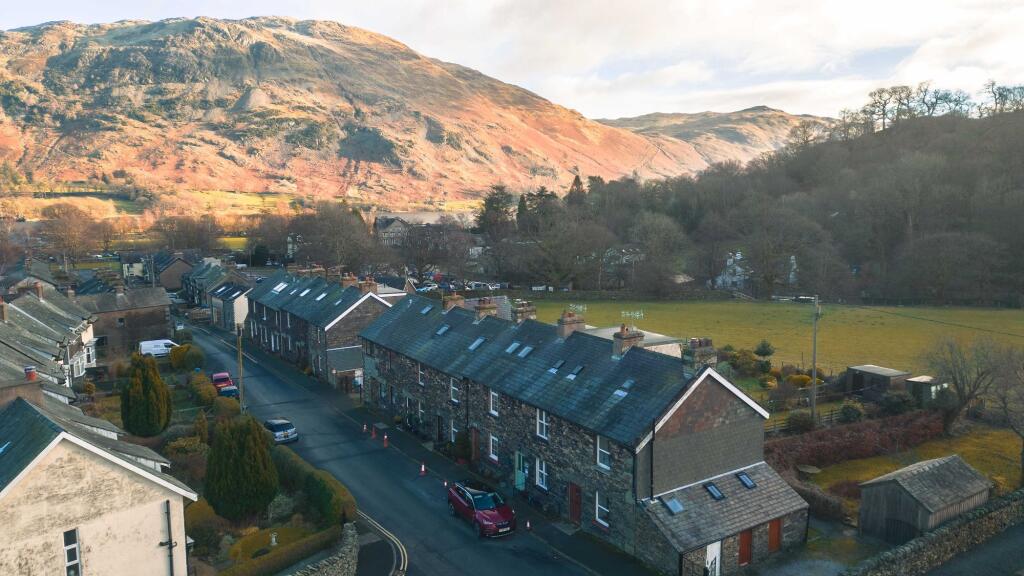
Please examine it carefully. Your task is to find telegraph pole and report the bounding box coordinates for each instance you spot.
[236,323,245,413]
[810,295,820,422]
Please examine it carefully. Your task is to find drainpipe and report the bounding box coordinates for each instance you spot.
[158,499,177,576]
[649,419,655,501]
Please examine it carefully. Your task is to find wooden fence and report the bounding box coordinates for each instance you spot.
[765,407,840,435]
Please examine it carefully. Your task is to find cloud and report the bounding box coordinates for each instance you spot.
[3,0,1023,117]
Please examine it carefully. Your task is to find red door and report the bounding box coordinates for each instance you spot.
[738,529,752,566]
[568,483,581,524]
[768,519,782,552]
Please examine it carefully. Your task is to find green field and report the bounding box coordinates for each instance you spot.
[533,300,1024,374]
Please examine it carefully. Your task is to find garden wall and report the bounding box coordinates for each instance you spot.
[844,487,1024,576]
[292,523,359,576]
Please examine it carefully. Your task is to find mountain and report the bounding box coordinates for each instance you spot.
[0,18,821,208]
[597,106,833,167]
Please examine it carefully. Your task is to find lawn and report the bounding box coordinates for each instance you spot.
[533,299,1024,374]
[229,526,314,562]
[812,424,1022,516]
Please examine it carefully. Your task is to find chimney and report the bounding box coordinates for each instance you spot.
[0,300,6,323]
[474,297,498,321]
[0,367,44,410]
[556,310,585,339]
[65,287,75,299]
[24,366,37,381]
[358,279,378,295]
[34,282,43,299]
[115,284,125,295]
[443,293,465,311]
[612,323,644,357]
[340,272,359,289]
[512,300,537,323]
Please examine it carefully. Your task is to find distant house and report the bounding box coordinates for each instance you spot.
[713,251,749,290]
[373,216,411,247]
[906,375,949,406]
[859,455,992,544]
[152,252,196,291]
[209,282,251,331]
[0,382,196,575]
[846,365,911,402]
[75,286,172,361]
[119,252,146,279]
[0,257,57,294]
[182,262,227,307]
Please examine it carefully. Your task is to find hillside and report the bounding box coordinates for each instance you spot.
[598,106,832,166]
[0,17,815,208]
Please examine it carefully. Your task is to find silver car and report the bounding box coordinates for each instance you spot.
[263,419,299,444]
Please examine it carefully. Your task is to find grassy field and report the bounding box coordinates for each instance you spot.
[812,424,1022,516]
[533,299,1024,374]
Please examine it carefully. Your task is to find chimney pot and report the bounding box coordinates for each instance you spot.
[34,282,43,299]
[24,366,37,381]
[0,300,6,322]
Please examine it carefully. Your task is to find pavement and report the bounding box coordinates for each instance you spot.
[927,521,1024,576]
[190,325,655,576]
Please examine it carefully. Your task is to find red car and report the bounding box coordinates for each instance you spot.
[447,481,516,537]
[211,372,233,389]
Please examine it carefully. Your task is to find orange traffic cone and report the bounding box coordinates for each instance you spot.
[383,433,389,448]
[419,462,427,476]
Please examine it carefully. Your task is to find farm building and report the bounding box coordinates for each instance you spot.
[846,364,911,402]
[906,375,949,406]
[858,455,992,544]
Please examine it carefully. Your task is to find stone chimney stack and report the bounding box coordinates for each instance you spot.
[612,323,644,357]
[556,310,585,339]
[358,279,378,295]
[65,287,75,299]
[0,300,7,322]
[512,300,537,324]
[0,367,44,410]
[474,297,498,321]
[443,293,465,311]
[33,282,43,299]
[340,272,359,289]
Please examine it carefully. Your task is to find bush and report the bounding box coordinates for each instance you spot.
[731,349,761,377]
[217,525,343,576]
[177,328,194,343]
[304,470,358,528]
[881,390,916,415]
[194,410,210,444]
[206,416,279,521]
[272,445,314,492]
[185,499,228,558]
[170,343,206,372]
[196,384,218,407]
[758,374,777,389]
[83,381,97,397]
[791,481,845,521]
[838,400,865,423]
[214,396,241,420]
[786,374,812,388]
[788,410,816,433]
[165,435,210,457]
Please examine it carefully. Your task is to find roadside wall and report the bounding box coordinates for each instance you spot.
[292,522,359,576]
[844,487,1024,576]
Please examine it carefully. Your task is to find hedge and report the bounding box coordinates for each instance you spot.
[271,445,358,527]
[218,524,343,576]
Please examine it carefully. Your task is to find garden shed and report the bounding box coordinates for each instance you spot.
[846,364,910,402]
[858,455,991,544]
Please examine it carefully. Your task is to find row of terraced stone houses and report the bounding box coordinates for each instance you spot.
[360,294,809,576]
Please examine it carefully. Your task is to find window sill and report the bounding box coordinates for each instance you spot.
[450,399,460,406]
[535,435,549,443]
[488,411,498,417]
[595,464,611,475]
[592,519,610,532]
[534,484,549,493]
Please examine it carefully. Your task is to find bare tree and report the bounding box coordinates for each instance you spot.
[926,337,1002,434]
[993,348,1024,486]
[40,203,97,268]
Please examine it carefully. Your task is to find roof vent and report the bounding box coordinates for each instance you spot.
[661,497,684,515]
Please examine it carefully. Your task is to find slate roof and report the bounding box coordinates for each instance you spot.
[186,262,226,284]
[361,294,707,446]
[0,257,56,290]
[153,250,200,273]
[326,346,364,373]
[210,282,250,303]
[849,364,911,378]
[75,287,171,313]
[861,455,992,512]
[249,270,381,328]
[0,397,192,498]
[645,462,808,552]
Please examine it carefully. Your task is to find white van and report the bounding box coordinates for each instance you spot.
[139,339,178,357]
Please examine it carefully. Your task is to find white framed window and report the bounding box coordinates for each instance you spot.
[535,458,548,489]
[489,389,499,416]
[536,408,549,439]
[287,312,291,328]
[64,528,81,576]
[596,435,611,470]
[489,434,499,461]
[379,382,387,401]
[450,378,460,403]
[418,400,424,424]
[418,363,424,386]
[595,491,610,526]
[450,419,458,443]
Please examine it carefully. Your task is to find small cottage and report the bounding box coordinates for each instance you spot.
[859,455,991,544]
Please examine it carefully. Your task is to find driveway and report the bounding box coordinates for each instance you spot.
[192,328,591,576]
[928,522,1024,576]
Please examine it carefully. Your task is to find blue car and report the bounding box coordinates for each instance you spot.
[218,385,239,399]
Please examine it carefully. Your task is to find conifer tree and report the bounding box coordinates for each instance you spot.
[205,416,279,521]
[120,353,172,436]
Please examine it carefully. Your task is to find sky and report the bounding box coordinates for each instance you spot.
[3,1,1023,118]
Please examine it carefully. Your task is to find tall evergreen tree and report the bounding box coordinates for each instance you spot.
[565,174,586,208]
[120,353,172,436]
[206,416,279,521]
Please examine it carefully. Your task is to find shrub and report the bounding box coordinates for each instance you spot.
[169,344,191,371]
[165,435,209,457]
[185,346,206,371]
[304,470,358,527]
[177,328,193,342]
[120,353,173,436]
[881,390,916,415]
[731,349,761,376]
[194,410,210,444]
[791,482,845,521]
[206,416,279,521]
[838,400,865,423]
[788,409,816,433]
[214,396,241,420]
[217,525,343,576]
[83,381,97,397]
[758,374,777,390]
[786,374,812,388]
[272,445,314,492]
[768,378,799,410]
[196,384,218,407]
[769,368,782,380]
[828,479,862,500]
[185,499,228,558]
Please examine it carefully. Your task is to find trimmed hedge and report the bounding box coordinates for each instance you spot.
[218,524,343,576]
[271,445,358,527]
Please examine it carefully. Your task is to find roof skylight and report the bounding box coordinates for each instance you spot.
[436,324,450,336]
[420,305,434,315]
[704,482,725,501]
[315,292,327,301]
[517,345,534,358]
[505,342,521,354]
[300,289,311,297]
[468,337,486,351]
[737,471,756,489]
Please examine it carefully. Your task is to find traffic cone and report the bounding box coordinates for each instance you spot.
[371,426,377,440]
[526,519,532,531]
[383,433,389,448]
[363,423,367,434]
[419,462,427,476]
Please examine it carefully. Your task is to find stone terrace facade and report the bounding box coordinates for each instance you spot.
[361,295,808,576]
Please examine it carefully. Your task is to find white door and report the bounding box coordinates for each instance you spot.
[705,541,721,576]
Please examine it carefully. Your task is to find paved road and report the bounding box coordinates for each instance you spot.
[927,522,1024,576]
[192,329,590,576]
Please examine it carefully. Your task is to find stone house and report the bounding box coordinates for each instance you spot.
[74,286,172,362]
[209,282,251,331]
[0,256,58,294]
[182,262,227,307]
[360,295,808,576]
[859,455,992,544]
[0,383,196,576]
[373,216,411,247]
[152,252,196,292]
[119,252,146,280]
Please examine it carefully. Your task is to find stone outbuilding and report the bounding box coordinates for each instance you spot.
[859,455,992,544]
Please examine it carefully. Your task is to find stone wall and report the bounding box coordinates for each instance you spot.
[844,488,1024,576]
[292,522,359,576]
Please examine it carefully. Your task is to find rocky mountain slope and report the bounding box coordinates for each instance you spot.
[0,17,825,208]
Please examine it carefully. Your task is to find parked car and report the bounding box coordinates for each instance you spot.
[416,282,439,293]
[174,320,185,332]
[447,481,516,537]
[263,418,299,444]
[217,385,239,399]
[139,339,178,357]
[211,372,233,389]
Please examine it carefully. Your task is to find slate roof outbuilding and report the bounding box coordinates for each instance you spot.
[861,454,992,512]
